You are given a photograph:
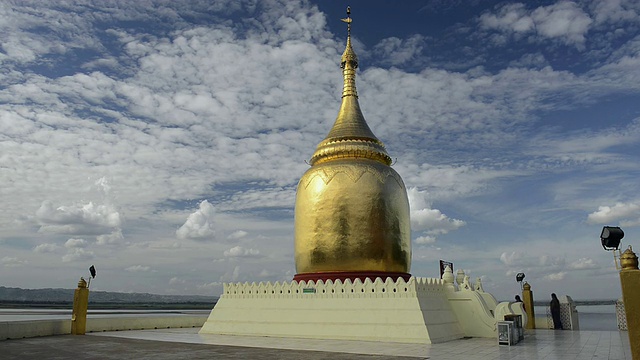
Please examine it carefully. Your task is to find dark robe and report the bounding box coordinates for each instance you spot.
[550,296,561,329]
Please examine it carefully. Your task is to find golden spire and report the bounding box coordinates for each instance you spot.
[309,7,392,166]
[340,7,357,98]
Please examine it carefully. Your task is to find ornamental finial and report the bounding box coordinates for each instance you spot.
[339,6,358,97]
[341,6,352,36]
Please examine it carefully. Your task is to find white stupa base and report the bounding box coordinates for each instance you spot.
[200,276,466,344]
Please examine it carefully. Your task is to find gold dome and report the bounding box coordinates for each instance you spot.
[293,8,411,281]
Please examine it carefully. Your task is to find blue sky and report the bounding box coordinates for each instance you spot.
[1,0,639,301]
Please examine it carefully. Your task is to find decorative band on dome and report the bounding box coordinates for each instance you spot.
[310,138,392,166]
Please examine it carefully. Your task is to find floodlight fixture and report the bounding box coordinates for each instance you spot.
[601,226,624,251]
[88,265,96,289]
[515,272,525,290]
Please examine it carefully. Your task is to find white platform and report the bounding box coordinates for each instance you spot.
[200,276,506,344]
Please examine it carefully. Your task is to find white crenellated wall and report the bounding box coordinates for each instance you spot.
[200,276,464,343]
[1,316,206,340]
[200,274,513,344]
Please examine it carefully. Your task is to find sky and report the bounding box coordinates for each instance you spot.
[1,0,640,301]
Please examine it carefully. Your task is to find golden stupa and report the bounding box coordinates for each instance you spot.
[293,8,411,282]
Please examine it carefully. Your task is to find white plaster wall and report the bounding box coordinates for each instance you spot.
[85,316,206,332]
[0,319,70,340]
[201,277,465,344]
[0,316,206,341]
[478,292,499,310]
[446,290,497,338]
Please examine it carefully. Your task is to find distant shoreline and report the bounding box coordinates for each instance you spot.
[531,299,616,306]
[1,299,614,310]
[0,301,216,310]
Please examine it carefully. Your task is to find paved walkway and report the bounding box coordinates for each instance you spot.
[0,328,632,359]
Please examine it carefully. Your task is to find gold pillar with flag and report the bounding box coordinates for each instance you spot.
[522,282,536,329]
[619,247,639,359]
[71,277,89,335]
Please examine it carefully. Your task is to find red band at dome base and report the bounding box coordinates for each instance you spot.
[293,271,411,283]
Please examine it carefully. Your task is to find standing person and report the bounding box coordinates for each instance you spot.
[550,293,562,329]
[515,295,524,310]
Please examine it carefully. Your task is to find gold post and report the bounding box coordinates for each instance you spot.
[619,246,639,359]
[71,277,89,335]
[522,282,536,329]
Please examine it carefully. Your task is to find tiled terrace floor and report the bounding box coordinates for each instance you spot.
[88,327,632,359]
[1,327,632,359]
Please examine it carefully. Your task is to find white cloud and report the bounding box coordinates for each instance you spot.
[373,34,426,66]
[65,238,87,248]
[96,230,124,245]
[500,251,525,267]
[411,207,466,234]
[37,201,121,228]
[590,0,640,25]
[218,265,241,282]
[587,202,640,224]
[223,245,260,258]
[480,2,593,48]
[531,2,592,46]
[415,235,436,245]
[33,243,59,253]
[407,187,465,234]
[621,219,640,227]
[176,200,216,240]
[227,230,248,240]
[169,277,185,285]
[499,248,604,291]
[62,248,95,263]
[395,162,513,202]
[526,120,640,164]
[197,281,222,292]
[258,269,271,277]
[35,200,121,235]
[480,3,535,33]
[539,254,565,268]
[500,251,565,271]
[126,265,150,272]
[94,177,112,196]
[509,53,549,68]
[543,272,567,281]
[505,269,520,277]
[568,257,599,270]
[1,256,28,267]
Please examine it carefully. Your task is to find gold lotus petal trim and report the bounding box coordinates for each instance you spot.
[301,163,404,189]
[311,138,392,166]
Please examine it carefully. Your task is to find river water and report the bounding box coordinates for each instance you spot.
[0,309,210,322]
[533,304,619,331]
[1,305,620,331]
